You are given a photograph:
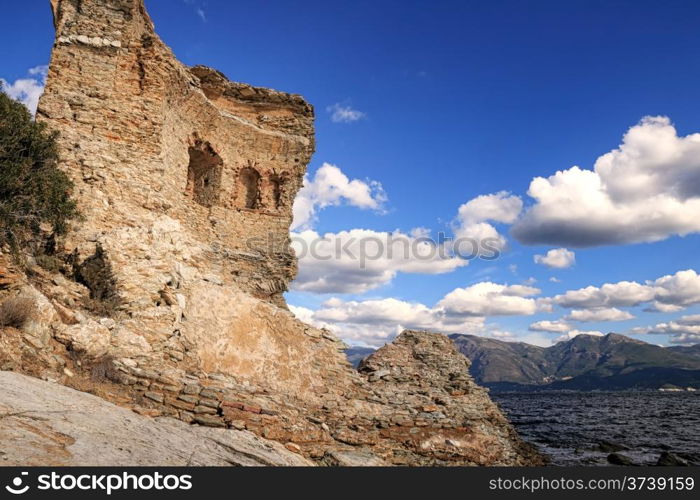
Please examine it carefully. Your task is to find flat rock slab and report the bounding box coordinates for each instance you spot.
[0,371,312,466]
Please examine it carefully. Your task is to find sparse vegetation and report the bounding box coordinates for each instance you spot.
[34,254,64,273]
[0,91,78,257]
[0,296,35,328]
[87,355,120,383]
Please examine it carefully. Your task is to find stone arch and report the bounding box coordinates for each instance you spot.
[185,139,223,207]
[269,174,284,210]
[238,167,261,209]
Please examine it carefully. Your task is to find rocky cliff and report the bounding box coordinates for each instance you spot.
[0,0,541,466]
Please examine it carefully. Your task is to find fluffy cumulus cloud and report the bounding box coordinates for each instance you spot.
[457,191,523,225]
[631,314,700,344]
[534,248,575,269]
[512,117,700,247]
[436,282,540,317]
[454,191,522,254]
[564,307,635,322]
[292,297,486,346]
[651,269,700,311]
[291,228,467,294]
[1,65,48,115]
[326,103,366,123]
[287,305,334,331]
[550,270,700,312]
[292,163,386,230]
[528,319,572,333]
[290,281,544,346]
[291,268,700,346]
[553,281,655,309]
[554,330,604,344]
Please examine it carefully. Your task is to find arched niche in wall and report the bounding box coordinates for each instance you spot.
[237,166,261,209]
[269,174,284,210]
[185,139,223,208]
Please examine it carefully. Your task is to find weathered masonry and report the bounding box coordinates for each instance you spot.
[40,1,315,307]
[17,0,543,467]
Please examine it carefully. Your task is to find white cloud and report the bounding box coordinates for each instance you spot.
[458,191,523,225]
[554,330,604,343]
[565,307,635,322]
[534,248,575,269]
[287,305,334,330]
[631,314,700,344]
[183,0,206,21]
[529,319,571,333]
[652,269,700,310]
[678,314,700,325]
[314,297,438,326]
[645,302,684,313]
[290,268,700,347]
[1,65,48,115]
[548,269,700,316]
[549,277,562,283]
[292,296,486,347]
[454,191,522,255]
[512,117,700,247]
[326,103,366,123]
[291,228,467,294]
[28,66,47,76]
[518,332,557,347]
[553,281,654,309]
[292,163,386,230]
[290,280,544,346]
[437,282,540,317]
[489,330,518,340]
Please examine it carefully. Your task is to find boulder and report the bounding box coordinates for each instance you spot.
[656,452,689,467]
[607,453,637,466]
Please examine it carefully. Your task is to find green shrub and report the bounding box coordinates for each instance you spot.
[0,91,78,256]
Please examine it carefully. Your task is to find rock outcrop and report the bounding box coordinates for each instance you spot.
[0,0,542,466]
[356,331,541,465]
[0,371,312,466]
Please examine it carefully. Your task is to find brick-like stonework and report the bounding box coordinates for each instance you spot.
[0,0,544,466]
[41,0,313,310]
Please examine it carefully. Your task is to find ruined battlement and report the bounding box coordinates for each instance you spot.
[0,0,543,467]
[39,0,315,309]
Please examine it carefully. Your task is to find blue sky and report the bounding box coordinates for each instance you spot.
[3,0,700,347]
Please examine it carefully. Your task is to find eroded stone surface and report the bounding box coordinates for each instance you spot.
[0,371,312,466]
[41,0,313,311]
[0,0,543,467]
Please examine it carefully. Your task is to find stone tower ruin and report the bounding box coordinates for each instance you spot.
[4,0,544,466]
[40,0,314,311]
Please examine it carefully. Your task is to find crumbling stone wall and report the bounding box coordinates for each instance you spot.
[3,0,548,466]
[40,0,314,311]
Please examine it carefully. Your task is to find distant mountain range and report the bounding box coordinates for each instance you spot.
[345,346,376,368]
[450,333,700,391]
[345,333,700,392]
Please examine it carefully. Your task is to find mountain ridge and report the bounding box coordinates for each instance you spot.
[449,333,700,391]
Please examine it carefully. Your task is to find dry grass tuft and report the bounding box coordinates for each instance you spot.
[0,296,35,328]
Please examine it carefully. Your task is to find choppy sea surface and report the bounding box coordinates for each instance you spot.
[491,391,700,466]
